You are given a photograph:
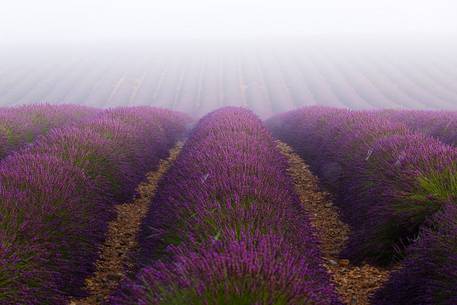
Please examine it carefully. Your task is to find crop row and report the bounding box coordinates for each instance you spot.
[111,107,341,305]
[0,104,99,159]
[267,107,457,304]
[0,107,190,304]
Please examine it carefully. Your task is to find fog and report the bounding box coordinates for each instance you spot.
[1,0,457,115]
[2,0,457,42]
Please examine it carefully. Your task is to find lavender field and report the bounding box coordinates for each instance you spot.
[2,2,457,303]
[0,102,456,305]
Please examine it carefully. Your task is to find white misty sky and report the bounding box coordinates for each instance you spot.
[0,0,456,44]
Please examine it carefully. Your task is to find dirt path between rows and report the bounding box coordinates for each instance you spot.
[70,142,183,305]
[277,141,390,305]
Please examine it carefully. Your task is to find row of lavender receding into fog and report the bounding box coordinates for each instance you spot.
[267,106,457,304]
[0,106,190,304]
[111,107,341,304]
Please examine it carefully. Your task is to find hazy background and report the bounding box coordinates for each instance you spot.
[1,0,457,116]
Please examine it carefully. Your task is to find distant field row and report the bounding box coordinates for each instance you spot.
[1,45,457,116]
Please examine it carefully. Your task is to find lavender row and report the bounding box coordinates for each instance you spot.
[267,107,457,303]
[0,104,100,158]
[0,107,190,305]
[371,110,457,304]
[112,107,341,305]
[267,107,457,264]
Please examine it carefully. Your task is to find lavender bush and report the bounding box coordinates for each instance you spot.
[381,109,457,146]
[0,153,107,304]
[373,203,457,305]
[341,133,457,263]
[0,104,99,158]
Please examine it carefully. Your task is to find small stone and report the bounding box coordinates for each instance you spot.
[339,259,350,267]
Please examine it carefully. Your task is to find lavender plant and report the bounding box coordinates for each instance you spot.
[0,104,98,158]
[372,203,457,305]
[381,109,457,146]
